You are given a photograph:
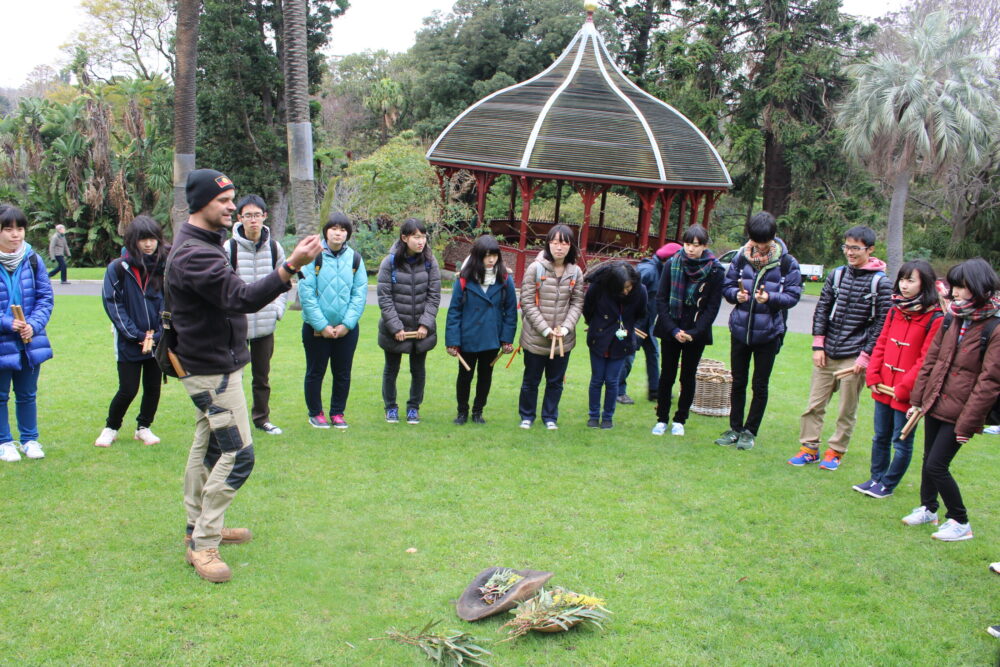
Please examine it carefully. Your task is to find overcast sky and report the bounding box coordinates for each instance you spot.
[0,0,903,90]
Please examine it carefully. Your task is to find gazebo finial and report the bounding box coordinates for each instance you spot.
[584,2,597,22]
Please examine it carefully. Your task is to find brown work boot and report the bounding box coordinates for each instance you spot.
[185,546,232,583]
[184,527,253,546]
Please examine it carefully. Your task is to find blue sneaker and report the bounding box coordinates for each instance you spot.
[818,449,842,471]
[385,408,399,424]
[852,479,877,494]
[788,445,819,466]
[865,483,893,499]
[406,408,420,424]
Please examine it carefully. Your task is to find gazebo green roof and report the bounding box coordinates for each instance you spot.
[426,17,732,189]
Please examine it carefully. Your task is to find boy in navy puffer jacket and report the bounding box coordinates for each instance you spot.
[718,212,802,451]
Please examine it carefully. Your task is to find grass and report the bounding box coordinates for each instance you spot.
[2,294,999,665]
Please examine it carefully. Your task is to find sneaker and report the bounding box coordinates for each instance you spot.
[471,413,486,424]
[406,409,420,424]
[852,479,877,494]
[94,427,118,448]
[990,562,1000,575]
[587,418,600,428]
[385,408,399,424]
[736,431,755,451]
[651,422,668,436]
[20,440,44,459]
[454,413,468,425]
[185,546,232,583]
[600,420,613,429]
[331,414,349,429]
[309,413,331,429]
[865,483,893,499]
[257,422,283,435]
[818,449,842,471]
[671,422,684,436]
[545,421,558,431]
[184,527,253,546]
[714,429,739,446]
[931,519,973,542]
[616,394,635,405]
[901,506,939,526]
[988,626,1000,638]
[0,441,20,462]
[519,419,532,429]
[134,427,160,445]
[788,444,820,466]
[984,425,1000,435]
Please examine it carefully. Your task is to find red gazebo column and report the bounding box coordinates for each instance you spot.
[658,191,677,246]
[574,182,605,264]
[687,191,701,226]
[473,170,497,227]
[702,191,721,230]
[516,176,543,282]
[633,187,663,253]
[675,190,688,241]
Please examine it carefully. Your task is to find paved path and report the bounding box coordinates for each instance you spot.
[62,280,819,334]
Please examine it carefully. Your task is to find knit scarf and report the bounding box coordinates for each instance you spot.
[891,293,926,314]
[668,250,716,320]
[950,292,1000,321]
[482,266,497,287]
[742,241,779,273]
[0,243,27,274]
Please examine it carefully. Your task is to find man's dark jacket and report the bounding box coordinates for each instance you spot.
[811,257,892,360]
[167,223,289,375]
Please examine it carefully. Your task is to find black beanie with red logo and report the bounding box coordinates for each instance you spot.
[186,168,235,213]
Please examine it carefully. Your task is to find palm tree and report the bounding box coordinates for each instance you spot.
[172,0,200,231]
[838,10,999,277]
[364,77,405,145]
[283,0,316,238]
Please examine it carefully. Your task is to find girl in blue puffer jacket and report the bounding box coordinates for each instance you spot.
[0,206,54,463]
[299,212,367,430]
[445,235,517,425]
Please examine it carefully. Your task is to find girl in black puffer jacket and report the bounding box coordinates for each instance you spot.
[97,216,166,447]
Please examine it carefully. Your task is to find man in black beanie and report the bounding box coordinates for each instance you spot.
[167,168,322,582]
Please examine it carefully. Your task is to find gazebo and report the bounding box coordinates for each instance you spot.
[426,6,732,282]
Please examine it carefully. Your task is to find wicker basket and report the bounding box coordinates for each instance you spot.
[691,358,732,417]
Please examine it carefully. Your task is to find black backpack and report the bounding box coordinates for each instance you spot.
[940,314,1000,427]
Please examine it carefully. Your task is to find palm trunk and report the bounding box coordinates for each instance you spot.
[172,0,200,232]
[283,0,315,238]
[886,169,910,279]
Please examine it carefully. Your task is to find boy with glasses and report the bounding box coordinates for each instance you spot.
[788,225,892,470]
[223,195,287,435]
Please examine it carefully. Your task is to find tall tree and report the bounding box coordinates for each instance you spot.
[284,0,316,237]
[171,0,199,230]
[838,10,999,276]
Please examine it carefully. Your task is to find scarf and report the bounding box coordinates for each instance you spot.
[0,243,28,274]
[668,250,716,320]
[891,293,926,314]
[482,266,497,287]
[950,292,1000,321]
[743,241,779,273]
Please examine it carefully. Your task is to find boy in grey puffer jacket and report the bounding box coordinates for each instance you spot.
[223,195,287,435]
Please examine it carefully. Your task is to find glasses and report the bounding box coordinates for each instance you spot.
[841,244,868,252]
[241,213,265,220]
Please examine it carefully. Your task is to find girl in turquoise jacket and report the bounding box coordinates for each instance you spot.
[299,213,367,429]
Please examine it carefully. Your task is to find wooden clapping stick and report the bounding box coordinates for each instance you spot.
[456,352,471,371]
[558,336,564,357]
[634,328,648,340]
[876,383,895,398]
[505,346,521,369]
[141,330,154,354]
[549,336,557,360]
[489,349,506,367]
[833,367,855,380]
[900,409,923,439]
[402,331,421,339]
[10,305,29,343]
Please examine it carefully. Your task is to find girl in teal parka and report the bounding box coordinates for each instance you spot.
[445,235,517,424]
[299,213,367,430]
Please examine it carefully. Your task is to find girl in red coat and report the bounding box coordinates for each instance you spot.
[852,260,943,499]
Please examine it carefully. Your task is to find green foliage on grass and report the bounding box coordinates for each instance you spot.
[2,294,998,664]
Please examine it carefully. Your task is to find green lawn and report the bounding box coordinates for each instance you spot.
[2,295,998,665]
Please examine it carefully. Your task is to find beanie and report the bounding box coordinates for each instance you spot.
[656,242,682,261]
[186,169,235,214]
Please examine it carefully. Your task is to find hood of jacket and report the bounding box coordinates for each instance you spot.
[232,221,271,250]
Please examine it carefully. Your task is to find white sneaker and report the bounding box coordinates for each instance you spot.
[931,519,973,542]
[20,440,44,459]
[990,562,1000,575]
[901,505,939,526]
[545,421,558,430]
[134,427,160,445]
[671,422,685,436]
[651,422,668,436]
[519,420,532,429]
[984,425,1000,435]
[0,441,21,462]
[95,427,117,447]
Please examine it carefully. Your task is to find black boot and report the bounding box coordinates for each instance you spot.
[454,412,468,425]
[471,412,486,424]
